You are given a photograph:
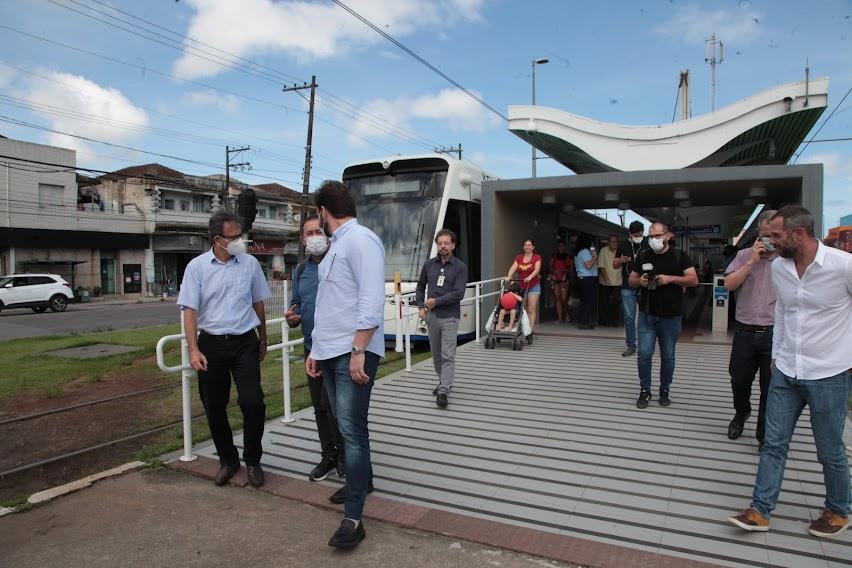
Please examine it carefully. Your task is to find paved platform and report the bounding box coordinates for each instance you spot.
[197,335,852,568]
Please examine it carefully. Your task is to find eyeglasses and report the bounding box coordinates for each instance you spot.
[648,233,667,239]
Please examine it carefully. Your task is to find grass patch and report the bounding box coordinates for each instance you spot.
[0,324,184,402]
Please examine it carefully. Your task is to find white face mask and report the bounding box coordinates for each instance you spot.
[631,235,643,244]
[219,237,247,256]
[649,237,666,253]
[305,235,329,256]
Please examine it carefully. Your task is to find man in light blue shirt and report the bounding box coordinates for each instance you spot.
[306,181,385,549]
[574,235,599,330]
[177,211,271,488]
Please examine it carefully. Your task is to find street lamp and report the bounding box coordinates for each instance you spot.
[531,57,549,178]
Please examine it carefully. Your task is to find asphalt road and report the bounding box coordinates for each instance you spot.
[0,300,181,342]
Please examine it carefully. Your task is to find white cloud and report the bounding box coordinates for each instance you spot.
[0,63,17,90]
[655,4,763,45]
[801,152,852,180]
[345,88,501,147]
[174,0,485,79]
[181,89,240,113]
[19,71,149,155]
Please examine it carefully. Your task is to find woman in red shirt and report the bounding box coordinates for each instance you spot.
[549,240,573,323]
[506,239,542,333]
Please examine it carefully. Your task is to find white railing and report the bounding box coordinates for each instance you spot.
[155,277,504,462]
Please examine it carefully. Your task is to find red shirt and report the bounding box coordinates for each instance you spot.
[514,254,542,289]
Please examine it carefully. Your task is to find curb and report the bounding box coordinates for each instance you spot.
[0,461,146,516]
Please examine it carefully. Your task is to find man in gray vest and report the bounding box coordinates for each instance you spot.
[416,229,469,408]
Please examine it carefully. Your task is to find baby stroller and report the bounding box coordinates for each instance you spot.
[484,280,533,351]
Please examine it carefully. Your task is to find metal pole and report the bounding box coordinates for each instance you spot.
[281,279,295,423]
[179,310,197,462]
[531,60,536,179]
[224,145,229,205]
[474,282,481,342]
[403,297,412,371]
[394,271,403,352]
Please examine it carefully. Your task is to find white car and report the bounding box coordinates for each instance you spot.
[0,273,75,313]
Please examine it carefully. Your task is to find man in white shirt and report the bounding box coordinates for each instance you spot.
[728,205,852,539]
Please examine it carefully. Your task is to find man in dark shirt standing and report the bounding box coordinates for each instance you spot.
[286,215,343,482]
[628,222,698,408]
[416,229,469,408]
[613,221,648,357]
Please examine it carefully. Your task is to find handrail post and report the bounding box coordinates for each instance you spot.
[474,282,481,342]
[281,279,295,424]
[179,310,197,462]
[394,271,403,352]
[403,297,412,371]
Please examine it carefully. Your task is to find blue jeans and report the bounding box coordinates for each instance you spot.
[321,351,380,521]
[751,368,851,518]
[621,288,639,350]
[637,312,681,394]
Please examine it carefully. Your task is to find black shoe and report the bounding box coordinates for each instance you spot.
[436,393,448,408]
[636,391,652,409]
[432,385,439,396]
[329,481,375,504]
[622,348,636,357]
[659,391,671,407]
[328,518,366,549]
[727,413,750,440]
[214,462,240,486]
[309,456,337,482]
[247,464,265,488]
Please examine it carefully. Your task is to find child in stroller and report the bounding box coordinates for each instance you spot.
[484,280,532,351]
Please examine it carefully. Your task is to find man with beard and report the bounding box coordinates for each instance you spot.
[416,228,469,408]
[723,209,777,445]
[614,221,648,357]
[628,221,698,408]
[728,205,852,539]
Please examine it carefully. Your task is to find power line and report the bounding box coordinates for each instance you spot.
[330,0,507,122]
[793,85,852,163]
[41,1,446,151]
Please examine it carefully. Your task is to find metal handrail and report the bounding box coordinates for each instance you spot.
[155,276,504,461]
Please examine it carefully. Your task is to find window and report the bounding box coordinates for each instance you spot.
[38,183,65,208]
[163,199,175,210]
[257,208,267,218]
[179,200,190,212]
[193,195,210,213]
[30,276,55,285]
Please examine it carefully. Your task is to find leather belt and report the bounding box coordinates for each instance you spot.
[200,330,255,341]
[737,323,773,333]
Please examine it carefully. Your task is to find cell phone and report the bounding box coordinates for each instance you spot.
[760,236,775,252]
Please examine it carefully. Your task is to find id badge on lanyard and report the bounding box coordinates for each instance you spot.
[436,268,445,287]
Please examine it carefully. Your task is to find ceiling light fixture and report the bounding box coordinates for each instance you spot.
[542,193,556,205]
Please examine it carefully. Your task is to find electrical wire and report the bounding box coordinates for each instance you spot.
[793,85,852,163]
[330,0,508,122]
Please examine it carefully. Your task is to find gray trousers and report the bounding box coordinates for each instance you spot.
[427,313,459,395]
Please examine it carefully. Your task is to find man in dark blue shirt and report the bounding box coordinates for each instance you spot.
[415,229,469,408]
[286,215,342,482]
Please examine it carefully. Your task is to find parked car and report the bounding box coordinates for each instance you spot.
[0,273,75,313]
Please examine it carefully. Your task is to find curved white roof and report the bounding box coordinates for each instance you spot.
[509,78,828,174]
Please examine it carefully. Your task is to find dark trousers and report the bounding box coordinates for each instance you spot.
[197,331,266,467]
[577,276,598,326]
[598,285,621,326]
[307,358,343,460]
[728,327,773,441]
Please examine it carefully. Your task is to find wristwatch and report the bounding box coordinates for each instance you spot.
[351,345,365,355]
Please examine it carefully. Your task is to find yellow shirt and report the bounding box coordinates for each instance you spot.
[598,247,623,287]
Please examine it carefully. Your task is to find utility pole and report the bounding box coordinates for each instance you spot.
[704,33,724,112]
[283,75,318,261]
[224,145,251,210]
[434,144,462,159]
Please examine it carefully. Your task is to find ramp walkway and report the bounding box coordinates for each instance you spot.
[197,335,851,568]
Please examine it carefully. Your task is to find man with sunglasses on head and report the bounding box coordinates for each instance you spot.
[628,221,698,409]
[177,211,272,489]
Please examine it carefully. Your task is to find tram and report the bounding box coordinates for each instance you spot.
[342,154,497,341]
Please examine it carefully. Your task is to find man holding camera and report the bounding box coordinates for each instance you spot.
[628,222,698,408]
[722,210,777,444]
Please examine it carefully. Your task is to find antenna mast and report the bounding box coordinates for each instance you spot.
[704,33,724,111]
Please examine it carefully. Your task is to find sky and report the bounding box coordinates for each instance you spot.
[1,0,850,234]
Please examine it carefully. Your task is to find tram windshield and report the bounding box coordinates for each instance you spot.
[345,163,447,281]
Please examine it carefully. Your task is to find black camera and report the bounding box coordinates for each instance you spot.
[642,262,657,290]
